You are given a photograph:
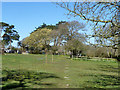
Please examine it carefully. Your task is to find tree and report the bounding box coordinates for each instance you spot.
[65,21,86,58]
[51,21,68,54]
[65,21,86,41]
[22,28,52,53]
[0,22,9,49]
[56,2,119,27]
[65,38,85,58]
[0,22,20,50]
[56,2,120,59]
[50,21,86,55]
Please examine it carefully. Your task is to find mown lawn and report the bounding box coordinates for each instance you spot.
[1,54,120,89]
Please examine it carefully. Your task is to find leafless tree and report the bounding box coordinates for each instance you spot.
[56,1,120,59]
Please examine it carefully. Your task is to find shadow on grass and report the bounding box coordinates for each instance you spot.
[82,74,120,88]
[2,69,61,89]
[98,65,119,73]
[78,64,120,88]
[2,82,26,90]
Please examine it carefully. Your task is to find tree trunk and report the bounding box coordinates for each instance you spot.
[52,54,53,63]
[45,54,47,64]
[111,47,112,58]
[1,42,4,55]
[45,48,47,64]
[114,49,117,57]
[10,40,12,50]
[9,35,12,50]
[2,49,4,55]
[106,47,110,58]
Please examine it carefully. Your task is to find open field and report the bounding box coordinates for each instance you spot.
[1,54,120,89]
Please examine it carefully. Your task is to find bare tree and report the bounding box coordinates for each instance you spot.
[64,21,86,58]
[56,2,120,59]
[51,21,68,54]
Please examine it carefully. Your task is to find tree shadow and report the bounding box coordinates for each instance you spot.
[2,82,27,90]
[84,74,120,88]
[78,67,120,88]
[98,65,119,73]
[2,69,61,89]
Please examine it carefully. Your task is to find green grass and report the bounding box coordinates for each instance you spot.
[1,54,120,89]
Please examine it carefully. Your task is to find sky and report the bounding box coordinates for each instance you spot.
[2,2,90,47]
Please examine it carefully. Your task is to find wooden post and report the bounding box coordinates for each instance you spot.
[10,40,12,50]
[45,54,47,64]
[45,48,47,64]
[52,54,53,63]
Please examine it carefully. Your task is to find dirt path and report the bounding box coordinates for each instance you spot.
[64,62,70,88]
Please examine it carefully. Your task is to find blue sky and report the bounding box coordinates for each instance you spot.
[2,2,89,47]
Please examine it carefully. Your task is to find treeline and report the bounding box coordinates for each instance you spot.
[0,21,118,58]
[18,21,117,58]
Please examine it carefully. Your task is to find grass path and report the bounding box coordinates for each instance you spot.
[2,54,119,88]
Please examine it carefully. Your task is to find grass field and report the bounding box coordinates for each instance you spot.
[1,54,120,89]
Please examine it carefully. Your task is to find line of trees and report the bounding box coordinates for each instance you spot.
[18,20,118,59]
[18,21,86,56]
[0,21,118,59]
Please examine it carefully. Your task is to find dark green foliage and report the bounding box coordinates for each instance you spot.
[31,21,66,34]
[46,25,56,30]
[56,21,66,28]
[0,22,9,28]
[0,22,20,48]
[31,23,56,34]
[2,25,20,43]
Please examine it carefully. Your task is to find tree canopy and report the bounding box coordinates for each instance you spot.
[0,22,20,49]
[22,28,52,51]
